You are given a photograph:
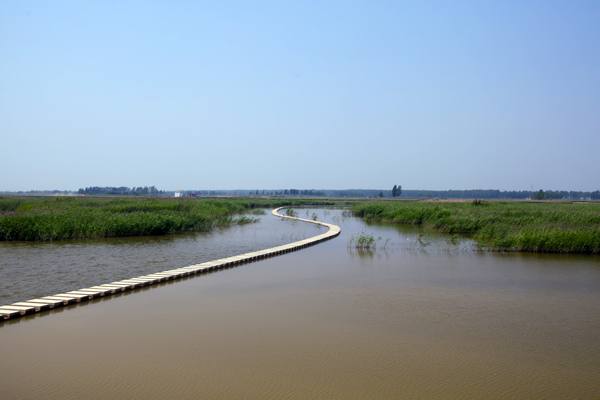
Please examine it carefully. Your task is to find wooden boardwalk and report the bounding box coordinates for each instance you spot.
[0,207,341,321]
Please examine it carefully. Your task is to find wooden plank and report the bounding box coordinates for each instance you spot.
[169,269,190,274]
[74,289,104,295]
[0,307,22,318]
[87,286,116,292]
[65,291,95,299]
[98,284,127,291]
[88,286,118,293]
[77,289,107,296]
[1,305,35,314]
[151,273,180,278]
[26,299,62,308]
[114,280,142,286]
[140,276,164,281]
[118,280,146,286]
[109,282,136,288]
[142,275,168,280]
[27,299,61,308]
[12,302,46,312]
[127,278,156,284]
[42,296,74,305]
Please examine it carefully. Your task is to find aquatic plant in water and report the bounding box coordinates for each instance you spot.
[286,208,299,217]
[348,230,382,249]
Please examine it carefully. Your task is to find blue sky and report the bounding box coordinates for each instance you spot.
[1,1,599,191]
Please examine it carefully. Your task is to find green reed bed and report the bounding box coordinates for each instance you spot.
[0,196,336,241]
[351,201,600,253]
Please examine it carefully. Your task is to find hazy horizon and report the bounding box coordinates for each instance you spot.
[2,1,599,192]
[2,186,595,195]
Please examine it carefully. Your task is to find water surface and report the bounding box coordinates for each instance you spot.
[1,208,598,399]
[0,211,325,304]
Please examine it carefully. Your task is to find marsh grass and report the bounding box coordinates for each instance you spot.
[352,201,600,253]
[0,196,335,241]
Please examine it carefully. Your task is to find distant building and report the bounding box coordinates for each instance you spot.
[174,190,183,198]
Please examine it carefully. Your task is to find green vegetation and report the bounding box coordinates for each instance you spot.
[0,196,337,241]
[286,208,299,217]
[348,231,382,249]
[351,200,600,254]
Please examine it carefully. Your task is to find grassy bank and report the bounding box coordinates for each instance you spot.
[351,200,600,253]
[0,196,337,241]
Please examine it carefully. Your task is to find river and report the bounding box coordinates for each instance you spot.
[1,208,599,399]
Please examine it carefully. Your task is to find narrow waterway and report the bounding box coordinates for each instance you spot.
[1,208,599,399]
[0,211,326,305]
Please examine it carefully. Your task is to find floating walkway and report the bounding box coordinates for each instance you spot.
[0,207,340,321]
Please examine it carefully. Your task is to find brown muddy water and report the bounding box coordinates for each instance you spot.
[1,208,599,399]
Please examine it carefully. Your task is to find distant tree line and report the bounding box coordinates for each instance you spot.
[77,186,165,196]
[4,187,599,200]
[323,188,600,200]
[531,189,600,200]
[397,189,598,200]
[329,189,384,198]
[246,189,327,197]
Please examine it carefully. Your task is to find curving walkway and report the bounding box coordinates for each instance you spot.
[0,207,341,321]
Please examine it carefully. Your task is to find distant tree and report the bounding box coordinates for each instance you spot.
[532,189,545,200]
[396,185,402,197]
[544,190,564,200]
[378,191,384,198]
[392,185,397,197]
[591,190,600,200]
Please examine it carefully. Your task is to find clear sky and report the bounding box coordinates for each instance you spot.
[1,1,599,192]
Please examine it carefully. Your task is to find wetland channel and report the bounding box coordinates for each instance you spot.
[1,208,599,399]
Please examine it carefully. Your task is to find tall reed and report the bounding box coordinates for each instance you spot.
[0,196,334,241]
[351,201,600,253]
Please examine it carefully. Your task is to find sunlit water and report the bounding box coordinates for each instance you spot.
[1,209,599,399]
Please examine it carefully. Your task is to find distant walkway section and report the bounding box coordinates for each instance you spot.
[0,207,341,321]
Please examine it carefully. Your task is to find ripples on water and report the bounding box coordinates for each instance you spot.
[1,208,599,399]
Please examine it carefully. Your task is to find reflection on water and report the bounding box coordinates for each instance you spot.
[1,209,599,399]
